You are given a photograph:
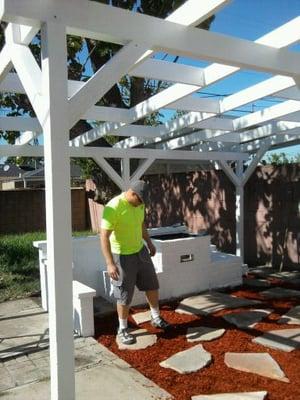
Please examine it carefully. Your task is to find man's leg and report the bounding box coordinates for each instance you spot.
[146,289,170,329]
[145,289,159,309]
[117,303,130,329]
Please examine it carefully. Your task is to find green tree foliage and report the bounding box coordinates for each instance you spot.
[265,152,300,165]
[0,1,215,202]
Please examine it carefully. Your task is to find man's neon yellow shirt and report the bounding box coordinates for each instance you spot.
[101,193,145,255]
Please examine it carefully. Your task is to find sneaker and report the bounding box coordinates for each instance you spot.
[151,316,171,329]
[117,328,135,345]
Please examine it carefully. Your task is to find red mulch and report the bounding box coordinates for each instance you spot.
[94,279,300,400]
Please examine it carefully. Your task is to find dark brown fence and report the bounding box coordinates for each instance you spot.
[1,165,300,269]
[0,187,87,233]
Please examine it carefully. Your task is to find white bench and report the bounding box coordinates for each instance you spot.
[73,280,96,337]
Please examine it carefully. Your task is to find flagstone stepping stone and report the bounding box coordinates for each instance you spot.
[191,391,268,400]
[269,271,300,283]
[116,329,157,350]
[176,291,261,316]
[131,311,151,325]
[243,278,271,288]
[252,328,300,352]
[186,326,225,342]
[224,352,289,382]
[278,305,300,325]
[222,309,272,328]
[159,344,212,374]
[261,287,300,299]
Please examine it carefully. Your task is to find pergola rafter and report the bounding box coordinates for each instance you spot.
[1,1,300,399]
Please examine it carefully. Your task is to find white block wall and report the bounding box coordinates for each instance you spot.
[34,232,243,309]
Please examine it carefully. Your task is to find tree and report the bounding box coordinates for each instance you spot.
[0,1,215,202]
[264,152,300,165]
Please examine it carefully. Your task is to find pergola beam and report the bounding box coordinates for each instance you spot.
[2,1,300,76]
[0,144,249,161]
[68,41,149,128]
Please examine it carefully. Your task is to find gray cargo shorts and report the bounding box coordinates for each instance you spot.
[111,245,159,305]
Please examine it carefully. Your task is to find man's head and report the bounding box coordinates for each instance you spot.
[125,180,149,207]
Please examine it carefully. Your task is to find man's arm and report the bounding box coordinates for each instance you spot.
[142,222,156,257]
[100,228,119,280]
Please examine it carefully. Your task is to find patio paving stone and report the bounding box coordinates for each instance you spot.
[261,287,300,299]
[222,309,272,328]
[191,391,268,399]
[278,305,300,325]
[243,278,271,288]
[159,344,211,374]
[131,311,151,325]
[176,291,261,316]
[224,353,289,382]
[116,329,157,350]
[252,328,300,352]
[186,326,225,342]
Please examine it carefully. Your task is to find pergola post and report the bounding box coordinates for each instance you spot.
[235,160,244,261]
[41,21,75,400]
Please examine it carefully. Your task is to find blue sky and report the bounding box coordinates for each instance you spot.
[156,0,300,158]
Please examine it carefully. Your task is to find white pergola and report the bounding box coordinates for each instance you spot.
[0,0,299,398]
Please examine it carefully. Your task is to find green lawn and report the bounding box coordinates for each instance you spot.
[0,230,94,302]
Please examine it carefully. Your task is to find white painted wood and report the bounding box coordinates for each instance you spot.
[2,1,300,76]
[83,105,132,123]
[130,58,205,86]
[68,42,149,128]
[93,155,125,190]
[165,0,231,27]
[275,86,300,101]
[239,121,300,143]
[71,15,300,147]
[242,141,271,186]
[0,144,249,161]
[278,111,300,122]
[15,131,39,145]
[168,96,220,113]
[0,45,12,83]
[154,129,230,150]
[233,100,300,131]
[6,29,45,123]
[0,116,41,131]
[41,21,75,400]
[130,158,155,182]
[235,161,244,261]
[112,125,161,138]
[121,157,130,189]
[132,0,231,64]
[239,132,300,153]
[0,72,25,92]
[218,160,241,187]
[220,76,296,113]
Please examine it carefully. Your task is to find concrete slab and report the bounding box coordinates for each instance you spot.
[176,292,261,316]
[224,353,289,382]
[159,344,211,374]
[249,268,300,284]
[0,358,172,400]
[252,328,300,352]
[243,278,271,288]
[116,329,157,350]
[0,299,49,360]
[191,391,268,400]
[278,305,300,325]
[131,311,151,325]
[222,309,272,329]
[261,287,300,299]
[186,326,225,342]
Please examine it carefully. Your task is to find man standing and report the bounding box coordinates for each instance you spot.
[100,180,170,345]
